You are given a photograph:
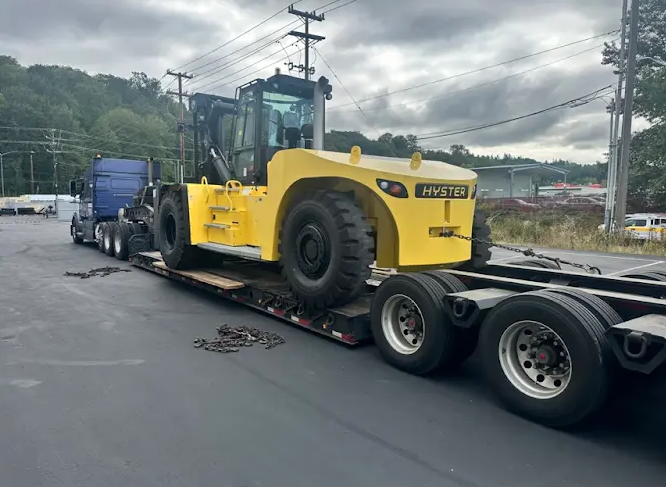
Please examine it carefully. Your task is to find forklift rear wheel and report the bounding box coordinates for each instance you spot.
[279,190,374,310]
[371,273,462,375]
[104,222,117,257]
[97,223,106,252]
[457,211,492,271]
[158,193,200,269]
[114,222,132,260]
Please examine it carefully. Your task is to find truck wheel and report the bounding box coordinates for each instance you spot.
[103,222,117,257]
[71,217,83,244]
[457,211,492,271]
[158,193,200,269]
[423,270,479,367]
[479,290,612,427]
[279,190,374,309]
[114,222,132,260]
[509,259,561,270]
[543,288,622,329]
[97,223,106,252]
[370,273,462,375]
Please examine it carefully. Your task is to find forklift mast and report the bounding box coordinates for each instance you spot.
[191,74,332,187]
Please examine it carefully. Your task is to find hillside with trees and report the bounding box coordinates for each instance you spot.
[0,54,610,196]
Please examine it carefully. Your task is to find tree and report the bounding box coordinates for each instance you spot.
[602,0,666,204]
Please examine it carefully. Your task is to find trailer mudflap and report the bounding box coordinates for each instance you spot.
[607,314,666,374]
[443,288,517,328]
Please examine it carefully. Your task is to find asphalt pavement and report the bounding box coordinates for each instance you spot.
[1,217,665,487]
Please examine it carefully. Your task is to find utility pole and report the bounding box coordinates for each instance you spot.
[29,151,35,194]
[604,0,629,233]
[615,0,640,228]
[45,129,64,216]
[287,4,325,80]
[167,71,194,184]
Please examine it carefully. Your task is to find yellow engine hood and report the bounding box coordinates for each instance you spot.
[310,149,478,182]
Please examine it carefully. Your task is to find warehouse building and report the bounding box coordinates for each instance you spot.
[474,163,569,199]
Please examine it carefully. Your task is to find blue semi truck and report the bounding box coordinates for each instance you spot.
[69,154,161,259]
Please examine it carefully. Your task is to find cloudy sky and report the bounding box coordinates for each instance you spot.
[0,0,629,164]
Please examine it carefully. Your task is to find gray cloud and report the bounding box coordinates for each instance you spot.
[0,0,622,163]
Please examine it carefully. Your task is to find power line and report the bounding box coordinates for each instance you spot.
[414,86,614,141]
[330,30,620,109]
[170,1,304,73]
[329,42,613,114]
[313,46,398,157]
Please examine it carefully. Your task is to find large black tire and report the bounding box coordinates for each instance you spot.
[370,273,464,375]
[621,271,666,282]
[479,290,613,427]
[71,217,84,244]
[103,222,116,257]
[158,192,200,269]
[97,223,107,252]
[279,190,374,310]
[457,211,492,271]
[114,222,132,261]
[422,270,479,367]
[509,258,561,270]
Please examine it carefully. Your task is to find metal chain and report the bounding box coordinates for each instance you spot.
[64,267,132,279]
[442,231,602,275]
[193,324,285,353]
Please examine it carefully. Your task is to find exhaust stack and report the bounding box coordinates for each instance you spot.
[313,76,330,151]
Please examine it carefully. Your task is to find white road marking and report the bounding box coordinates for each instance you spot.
[14,358,145,366]
[0,378,42,388]
[607,261,666,276]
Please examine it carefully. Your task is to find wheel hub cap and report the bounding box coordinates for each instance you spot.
[295,223,329,279]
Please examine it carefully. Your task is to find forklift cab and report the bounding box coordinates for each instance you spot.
[230,74,332,186]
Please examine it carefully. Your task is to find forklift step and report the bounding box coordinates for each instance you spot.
[197,242,262,260]
[205,223,231,230]
[209,206,231,211]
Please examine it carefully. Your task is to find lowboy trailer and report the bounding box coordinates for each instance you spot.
[128,250,666,429]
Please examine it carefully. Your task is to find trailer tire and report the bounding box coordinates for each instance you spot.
[621,271,666,282]
[103,223,116,257]
[457,211,492,271]
[509,259,561,270]
[279,190,374,310]
[114,222,132,261]
[543,288,622,329]
[479,290,612,427]
[371,273,462,375]
[158,193,200,269]
[423,270,479,366]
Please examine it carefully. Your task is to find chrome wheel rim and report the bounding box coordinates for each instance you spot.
[498,320,572,399]
[381,294,425,355]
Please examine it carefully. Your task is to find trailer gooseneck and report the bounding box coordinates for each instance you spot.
[128,249,666,429]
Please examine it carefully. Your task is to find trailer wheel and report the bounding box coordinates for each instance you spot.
[621,271,666,282]
[103,223,116,256]
[543,288,622,329]
[371,273,462,375]
[114,222,132,261]
[509,259,561,270]
[158,192,200,269]
[97,223,106,252]
[479,290,612,427]
[423,270,479,366]
[279,190,374,310]
[457,211,492,271]
[71,217,83,244]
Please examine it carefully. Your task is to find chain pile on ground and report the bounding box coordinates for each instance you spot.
[64,267,132,279]
[442,231,602,274]
[194,324,286,353]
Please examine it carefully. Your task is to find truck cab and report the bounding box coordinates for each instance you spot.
[70,155,161,243]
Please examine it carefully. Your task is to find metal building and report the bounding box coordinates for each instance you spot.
[473,164,569,200]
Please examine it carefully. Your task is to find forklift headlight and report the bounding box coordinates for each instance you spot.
[376,179,408,198]
[471,184,477,199]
